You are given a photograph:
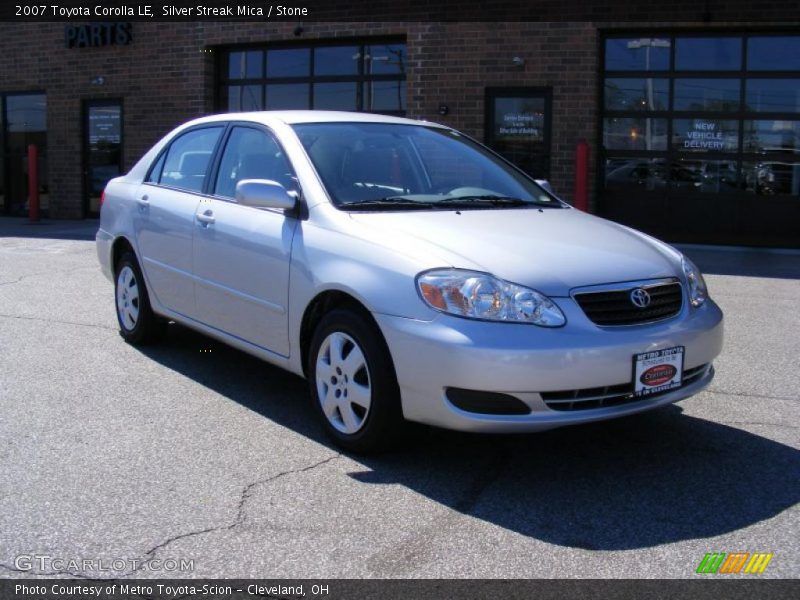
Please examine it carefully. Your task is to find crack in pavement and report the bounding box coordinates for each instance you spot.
[0,313,116,332]
[1,454,341,580]
[0,265,97,287]
[718,420,800,430]
[366,445,511,576]
[123,454,342,577]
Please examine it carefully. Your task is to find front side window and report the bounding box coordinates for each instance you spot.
[214,126,297,199]
[157,127,223,193]
[292,122,560,210]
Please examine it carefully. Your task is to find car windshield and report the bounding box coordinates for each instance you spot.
[291,122,564,210]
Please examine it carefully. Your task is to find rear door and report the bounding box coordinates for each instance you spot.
[191,124,299,356]
[133,125,225,317]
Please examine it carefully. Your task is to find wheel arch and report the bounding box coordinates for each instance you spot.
[299,290,392,379]
[111,235,136,273]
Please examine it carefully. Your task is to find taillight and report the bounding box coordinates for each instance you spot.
[99,189,105,208]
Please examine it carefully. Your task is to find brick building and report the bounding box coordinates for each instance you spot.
[0,20,798,247]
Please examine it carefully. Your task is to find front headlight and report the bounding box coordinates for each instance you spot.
[682,256,708,307]
[416,269,566,326]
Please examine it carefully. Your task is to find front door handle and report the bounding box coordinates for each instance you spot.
[196,209,215,225]
[136,195,150,207]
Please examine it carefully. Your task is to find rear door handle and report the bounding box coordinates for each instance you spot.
[196,210,215,225]
[136,195,150,207]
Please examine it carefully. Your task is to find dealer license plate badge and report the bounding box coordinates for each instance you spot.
[633,346,684,397]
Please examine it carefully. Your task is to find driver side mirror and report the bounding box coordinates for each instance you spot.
[535,179,555,195]
[235,179,296,211]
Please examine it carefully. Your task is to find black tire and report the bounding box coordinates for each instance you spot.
[307,308,404,453]
[114,251,164,345]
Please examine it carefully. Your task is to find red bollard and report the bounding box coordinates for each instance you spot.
[574,140,590,212]
[28,144,40,222]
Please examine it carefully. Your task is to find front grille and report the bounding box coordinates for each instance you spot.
[574,281,683,326]
[541,363,710,412]
[445,388,531,415]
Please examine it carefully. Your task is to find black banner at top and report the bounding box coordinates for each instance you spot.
[2,0,800,22]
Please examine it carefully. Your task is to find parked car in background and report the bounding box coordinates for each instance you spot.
[97,111,723,452]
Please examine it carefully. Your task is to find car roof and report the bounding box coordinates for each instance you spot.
[183,110,449,129]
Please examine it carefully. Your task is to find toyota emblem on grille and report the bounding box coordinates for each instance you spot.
[630,288,651,308]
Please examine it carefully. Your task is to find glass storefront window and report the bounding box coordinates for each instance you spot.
[603,117,667,151]
[604,38,670,71]
[604,78,668,111]
[223,41,406,115]
[228,51,263,79]
[605,158,667,191]
[674,158,740,193]
[742,161,800,196]
[367,44,407,75]
[747,37,800,71]
[673,78,740,112]
[744,120,800,154]
[266,48,311,78]
[266,84,309,110]
[314,46,360,76]
[3,93,47,216]
[313,82,358,111]
[366,80,406,112]
[672,119,739,152]
[745,79,800,113]
[228,85,263,111]
[675,37,742,71]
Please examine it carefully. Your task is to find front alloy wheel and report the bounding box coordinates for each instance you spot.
[308,308,404,453]
[315,331,372,435]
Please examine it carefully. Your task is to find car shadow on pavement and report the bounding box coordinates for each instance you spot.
[678,245,800,280]
[139,323,800,552]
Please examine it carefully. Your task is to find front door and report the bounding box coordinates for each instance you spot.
[192,125,298,356]
[83,100,123,218]
[485,87,552,180]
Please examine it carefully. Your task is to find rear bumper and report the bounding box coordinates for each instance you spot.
[374,298,723,433]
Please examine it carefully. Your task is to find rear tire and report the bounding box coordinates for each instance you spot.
[115,251,164,345]
[308,308,404,453]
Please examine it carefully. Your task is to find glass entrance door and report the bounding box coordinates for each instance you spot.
[84,100,122,217]
[1,93,47,216]
[485,88,552,179]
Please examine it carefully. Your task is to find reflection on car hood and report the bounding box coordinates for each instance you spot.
[348,207,680,296]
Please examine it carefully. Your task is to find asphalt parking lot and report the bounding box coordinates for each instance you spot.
[0,217,798,579]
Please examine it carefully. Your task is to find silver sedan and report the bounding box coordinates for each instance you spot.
[96,111,723,452]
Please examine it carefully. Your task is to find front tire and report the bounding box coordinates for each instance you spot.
[308,308,404,453]
[115,251,163,345]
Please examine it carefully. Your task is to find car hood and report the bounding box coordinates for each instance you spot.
[347,207,681,296]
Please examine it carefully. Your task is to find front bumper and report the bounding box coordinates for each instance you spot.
[374,297,723,433]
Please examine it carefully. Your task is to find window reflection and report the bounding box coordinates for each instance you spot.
[674,159,739,193]
[745,79,800,113]
[605,158,667,191]
[673,79,740,112]
[603,118,667,150]
[742,161,800,195]
[605,38,670,71]
[604,78,668,111]
[266,49,311,78]
[747,37,800,71]
[744,120,800,154]
[675,37,741,71]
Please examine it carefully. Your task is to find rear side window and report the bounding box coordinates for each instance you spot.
[158,127,223,193]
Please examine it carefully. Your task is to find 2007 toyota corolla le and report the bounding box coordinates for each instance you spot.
[96,111,723,452]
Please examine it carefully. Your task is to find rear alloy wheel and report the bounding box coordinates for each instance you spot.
[308,309,403,453]
[115,251,164,345]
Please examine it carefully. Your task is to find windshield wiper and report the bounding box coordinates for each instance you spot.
[438,195,562,208]
[341,197,436,211]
